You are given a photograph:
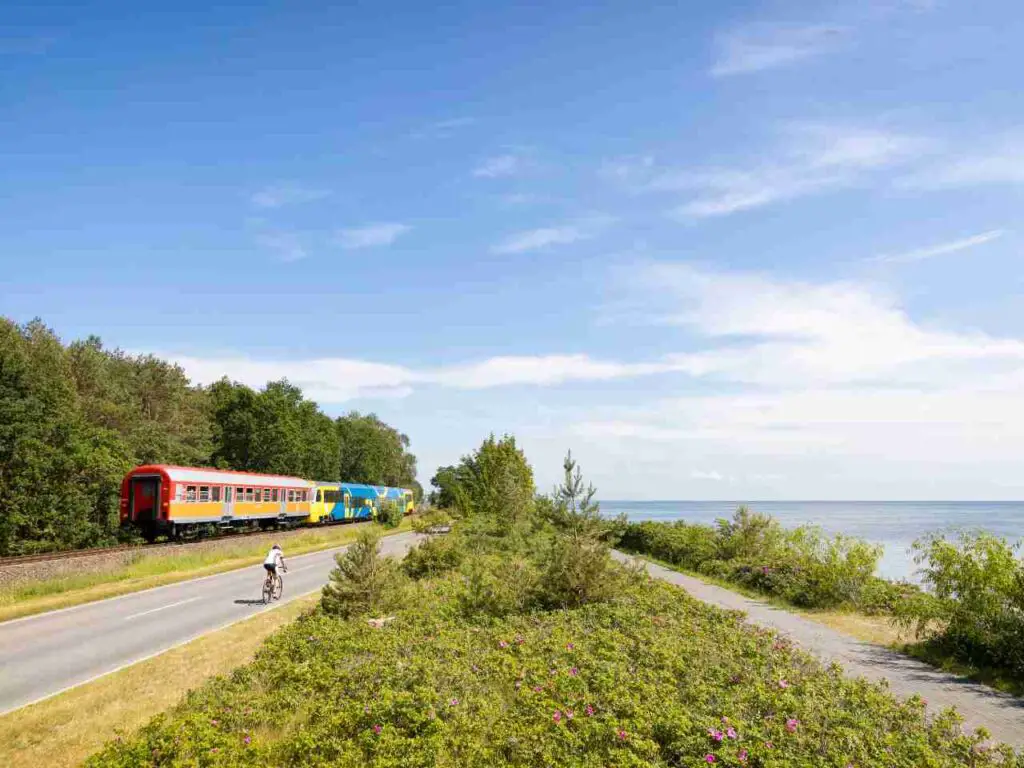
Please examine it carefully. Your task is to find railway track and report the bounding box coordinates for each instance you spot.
[0,542,178,566]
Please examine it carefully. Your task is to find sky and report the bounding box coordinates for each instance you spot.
[2,1,1024,499]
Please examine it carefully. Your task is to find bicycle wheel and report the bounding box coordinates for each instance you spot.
[274,575,284,601]
[262,576,273,604]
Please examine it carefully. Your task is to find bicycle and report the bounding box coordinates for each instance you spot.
[262,568,285,603]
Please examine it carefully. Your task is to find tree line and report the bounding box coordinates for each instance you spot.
[0,318,420,555]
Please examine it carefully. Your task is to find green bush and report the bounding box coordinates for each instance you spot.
[321,528,406,618]
[620,509,883,610]
[401,534,464,579]
[896,531,1024,677]
[411,507,451,534]
[455,552,540,618]
[374,499,404,529]
[89,555,1018,767]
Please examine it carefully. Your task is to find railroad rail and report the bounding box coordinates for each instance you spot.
[0,542,177,566]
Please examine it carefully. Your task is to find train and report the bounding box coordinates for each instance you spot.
[119,464,415,540]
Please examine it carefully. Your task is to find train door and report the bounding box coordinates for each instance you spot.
[223,485,234,523]
[130,476,160,524]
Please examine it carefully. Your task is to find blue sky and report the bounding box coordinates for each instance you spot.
[3,0,1024,498]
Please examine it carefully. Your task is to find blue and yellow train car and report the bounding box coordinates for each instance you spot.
[309,482,380,523]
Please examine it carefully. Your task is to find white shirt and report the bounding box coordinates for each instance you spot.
[263,548,283,567]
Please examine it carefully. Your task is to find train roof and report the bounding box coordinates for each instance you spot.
[127,465,312,489]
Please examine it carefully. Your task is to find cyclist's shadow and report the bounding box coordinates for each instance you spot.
[233,599,266,605]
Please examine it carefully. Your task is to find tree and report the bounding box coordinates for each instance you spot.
[336,412,418,486]
[429,434,535,530]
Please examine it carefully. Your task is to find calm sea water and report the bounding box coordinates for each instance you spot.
[601,500,1024,582]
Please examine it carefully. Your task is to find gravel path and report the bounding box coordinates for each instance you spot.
[613,551,1024,748]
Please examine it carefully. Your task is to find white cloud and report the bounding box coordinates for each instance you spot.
[491,225,586,254]
[574,263,1024,493]
[254,231,307,262]
[711,23,847,76]
[653,125,927,218]
[334,222,410,249]
[473,155,520,178]
[431,355,682,388]
[690,469,726,481]
[868,229,1006,264]
[491,215,612,254]
[251,184,331,209]
[897,139,1024,189]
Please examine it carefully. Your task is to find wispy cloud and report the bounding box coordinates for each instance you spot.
[255,232,307,262]
[473,154,520,178]
[868,229,1006,264]
[658,124,927,218]
[492,225,585,254]
[251,184,331,209]
[897,139,1024,189]
[334,222,410,249]
[711,23,847,76]
[491,215,612,255]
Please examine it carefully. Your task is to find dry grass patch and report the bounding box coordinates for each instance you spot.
[0,594,318,768]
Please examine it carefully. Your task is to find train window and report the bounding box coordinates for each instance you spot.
[199,486,210,502]
[315,489,322,502]
[186,485,197,502]
[262,488,271,502]
[175,485,185,501]
[211,486,221,502]
[245,487,254,502]
[286,489,294,502]
[224,486,232,502]
[236,487,244,501]
[271,489,278,502]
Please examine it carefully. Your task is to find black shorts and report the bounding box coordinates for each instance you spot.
[264,563,277,574]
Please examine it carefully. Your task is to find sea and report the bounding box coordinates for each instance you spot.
[600,500,1024,583]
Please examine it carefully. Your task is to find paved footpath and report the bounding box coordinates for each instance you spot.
[0,531,420,715]
[613,551,1024,748]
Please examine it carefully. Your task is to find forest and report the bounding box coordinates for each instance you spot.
[0,318,420,555]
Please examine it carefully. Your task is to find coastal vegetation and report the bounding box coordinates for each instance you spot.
[88,439,1018,767]
[0,317,420,556]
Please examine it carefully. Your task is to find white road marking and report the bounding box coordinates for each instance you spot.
[124,597,200,621]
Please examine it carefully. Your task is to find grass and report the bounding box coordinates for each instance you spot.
[0,518,412,623]
[0,593,319,768]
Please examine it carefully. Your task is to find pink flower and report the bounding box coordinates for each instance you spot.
[720,716,730,724]
[515,634,525,645]
[707,728,723,742]
[566,710,575,719]
[449,698,459,706]
[762,566,770,575]
[786,718,799,733]
[210,748,219,754]
[765,740,774,749]
[499,640,509,648]
[566,643,575,650]
[210,719,219,726]
[533,686,544,693]
[243,735,252,745]
[726,727,737,739]
[373,724,382,735]
[778,679,789,689]
[705,755,716,764]
[586,705,595,716]
[616,729,628,741]
[738,748,749,763]
[553,710,563,724]
[570,667,579,676]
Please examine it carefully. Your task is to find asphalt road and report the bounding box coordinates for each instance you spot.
[0,530,420,714]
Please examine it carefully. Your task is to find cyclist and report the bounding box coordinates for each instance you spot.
[263,543,287,589]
